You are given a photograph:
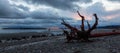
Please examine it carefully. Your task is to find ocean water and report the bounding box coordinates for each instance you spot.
[0,29,63,34]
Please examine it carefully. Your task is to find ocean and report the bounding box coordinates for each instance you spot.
[0,29,63,35]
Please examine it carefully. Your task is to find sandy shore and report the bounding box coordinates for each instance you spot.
[0,29,120,53]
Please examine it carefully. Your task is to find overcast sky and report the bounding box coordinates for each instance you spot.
[0,0,120,28]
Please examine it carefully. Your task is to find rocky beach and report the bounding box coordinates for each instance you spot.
[0,29,119,53]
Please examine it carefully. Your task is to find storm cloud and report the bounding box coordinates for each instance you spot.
[0,0,28,18]
[0,0,120,28]
[24,0,92,10]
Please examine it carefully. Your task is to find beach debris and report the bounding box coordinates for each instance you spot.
[61,11,98,42]
[61,11,120,42]
[1,40,7,43]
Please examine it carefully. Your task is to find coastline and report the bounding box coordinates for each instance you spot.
[0,29,119,53]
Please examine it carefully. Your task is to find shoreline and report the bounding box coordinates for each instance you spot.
[0,29,120,53]
[0,28,119,41]
[0,35,120,53]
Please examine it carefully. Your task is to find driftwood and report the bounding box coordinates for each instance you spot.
[62,11,120,42]
[61,11,98,42]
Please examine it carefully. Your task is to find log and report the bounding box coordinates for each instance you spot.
[90,32,120,38]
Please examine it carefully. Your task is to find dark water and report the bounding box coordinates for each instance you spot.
[0,29,63,34]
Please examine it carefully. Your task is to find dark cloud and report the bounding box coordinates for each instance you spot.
[0,0,74,28]
[29,9,73,20]
[29,10,57,19]
[0,0,13,17]
[24,0,92,10]
[0,16,74,28]
[0,0,119,28]
[0,0,28,19]
[0,0,92,19]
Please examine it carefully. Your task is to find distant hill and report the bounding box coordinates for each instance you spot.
[3,25,119,30]
[1,25,47,29]
[60,25,120,29]
[97,25,120,29]
[2,27,47,29]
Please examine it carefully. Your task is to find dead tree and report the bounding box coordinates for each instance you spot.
[61,11,98,42]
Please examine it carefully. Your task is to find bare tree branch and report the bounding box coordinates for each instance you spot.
[87,14,98,33]
[77,11,85,31]
[61,12,99,42]
[87,21,91,31]
[61,19,78,32]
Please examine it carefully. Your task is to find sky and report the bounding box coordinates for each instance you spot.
[0,0,120,28]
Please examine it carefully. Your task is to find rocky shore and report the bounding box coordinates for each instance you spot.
[0,35,119,53]
[0,29,120,53]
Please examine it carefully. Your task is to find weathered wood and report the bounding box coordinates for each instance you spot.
[87,14,98,33]
[61,11,99,42]
[77,11,85,31]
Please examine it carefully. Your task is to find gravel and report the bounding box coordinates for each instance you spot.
[0,35,120,53]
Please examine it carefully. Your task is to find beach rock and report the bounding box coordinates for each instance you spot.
[73,50,81,53]
[0,40,2,43]
[11,38,21,40]
[41,35,47,37]
[1,40,7,43]
[0,34,120,53]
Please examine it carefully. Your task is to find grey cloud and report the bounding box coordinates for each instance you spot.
[30,10,56,19]
[85,3,106,16]
[0,0,93,28]
[79,0,92,3]
[85,2,120,26]
[0,0,74,28]
[16,5,29,11]
[0,17,61,28]
[1,0,120,28]
[0,16,73,28]
[108,0,120,2]
[24,0,92,10]
[109,17,120,24]
[0,0,28,19]
[85,2,120,18]
[29,10,73,20]
[0,0,13,17]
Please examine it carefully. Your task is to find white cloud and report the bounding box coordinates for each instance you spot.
[102,0,120,11]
